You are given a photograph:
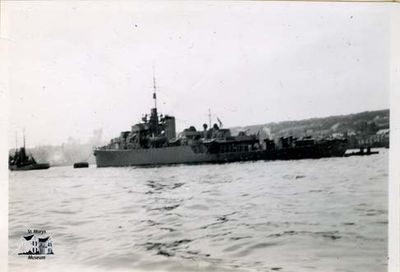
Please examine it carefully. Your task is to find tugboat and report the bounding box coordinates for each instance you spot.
[9,135,50,171]
[94,77,348,167]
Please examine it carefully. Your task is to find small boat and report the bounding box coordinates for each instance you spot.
[73,162,89,168]
[9,147,50,171]
[9,163,50,171]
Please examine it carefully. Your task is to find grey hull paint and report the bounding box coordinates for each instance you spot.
[94,145,267,167]
[95,146,216,167]
[94,141,347,167]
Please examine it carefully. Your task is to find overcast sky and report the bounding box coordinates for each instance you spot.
[4,1,391,147]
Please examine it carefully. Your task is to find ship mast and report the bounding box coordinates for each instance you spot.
[23,129,26,149]
[153,68,158,111]
[152,66,159,135]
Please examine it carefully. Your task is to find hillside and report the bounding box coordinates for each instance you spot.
[231,109,389,140]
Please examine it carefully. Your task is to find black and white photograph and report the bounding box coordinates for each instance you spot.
[1,1,399,272]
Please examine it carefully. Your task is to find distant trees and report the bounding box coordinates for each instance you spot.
[231,109,389,140]
[354,120,379,136]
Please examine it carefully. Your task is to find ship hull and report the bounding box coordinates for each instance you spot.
[95,145,266,167]
[9,163,50,171]
[94,140,347,167]
[275,139,348,160]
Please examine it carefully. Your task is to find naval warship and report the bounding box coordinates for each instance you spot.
[94,78,347,167]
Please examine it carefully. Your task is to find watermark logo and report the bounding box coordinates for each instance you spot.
[18,229,54,260]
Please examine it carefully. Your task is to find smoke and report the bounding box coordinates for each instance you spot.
[258,126,272,140]
[89,129,103,147]
[26,129,105,166]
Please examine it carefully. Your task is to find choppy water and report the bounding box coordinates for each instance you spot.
[9,149,388,272]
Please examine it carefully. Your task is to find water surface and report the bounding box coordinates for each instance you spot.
[9,149,388,272]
